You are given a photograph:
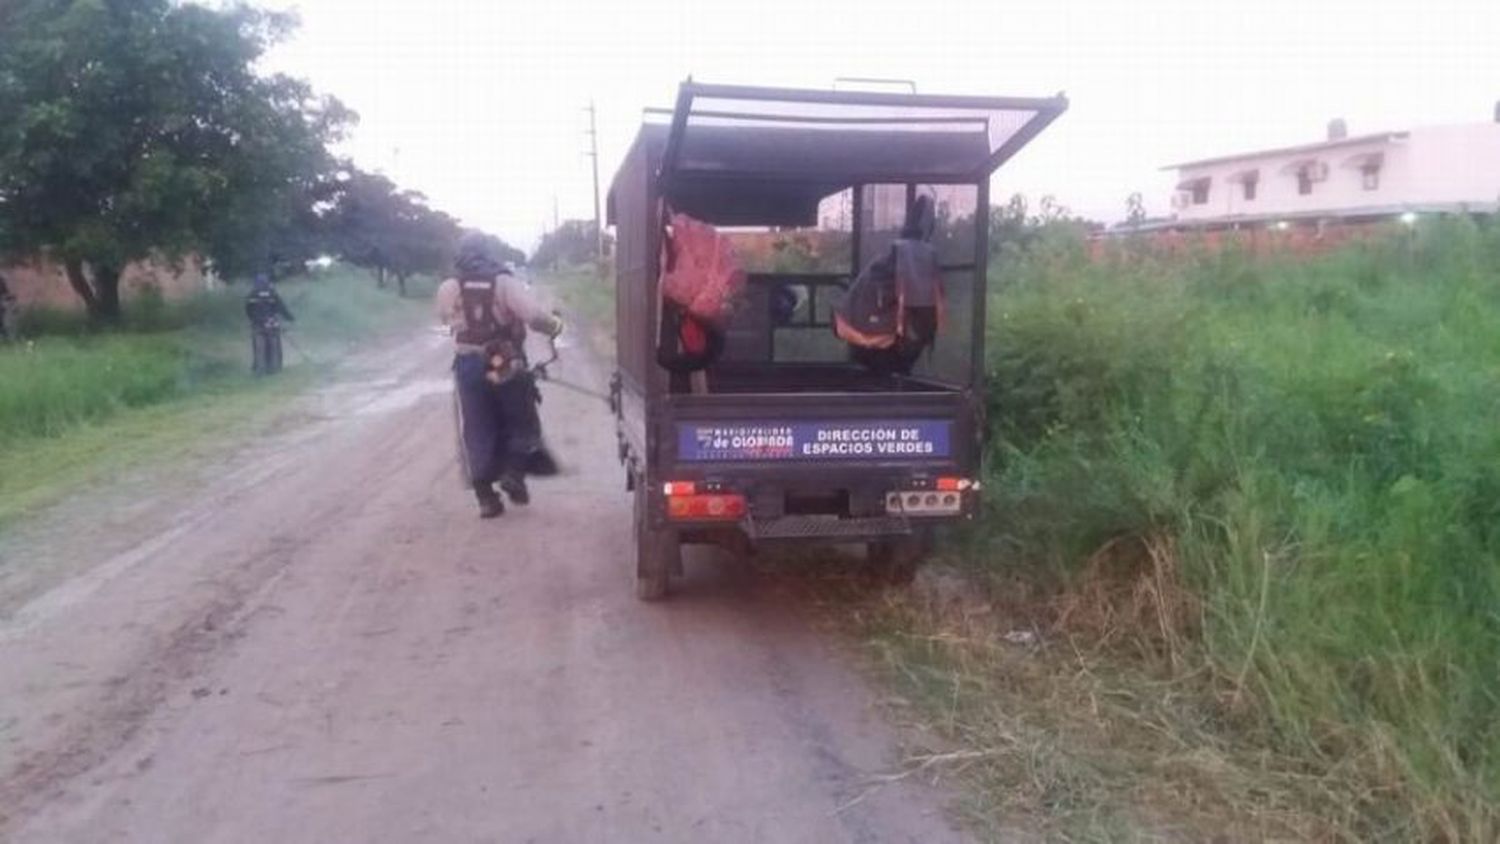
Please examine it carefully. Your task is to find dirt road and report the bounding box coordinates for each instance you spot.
[0,330,967,843]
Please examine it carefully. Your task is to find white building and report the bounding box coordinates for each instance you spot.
[1164,112,1500,227]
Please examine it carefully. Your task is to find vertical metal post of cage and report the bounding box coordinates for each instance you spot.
[850,184,864,277]
[764,281,776,362]
[658,82,695,188]
[645,149,665,399]
[971,178,991,412]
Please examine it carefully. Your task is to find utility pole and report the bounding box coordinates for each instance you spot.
[584,100,603,262]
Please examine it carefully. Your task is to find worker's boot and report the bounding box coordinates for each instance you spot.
[499,472,530,506]
[475,484,505,519]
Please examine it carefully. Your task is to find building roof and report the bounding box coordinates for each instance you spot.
[1162,131,1409,171]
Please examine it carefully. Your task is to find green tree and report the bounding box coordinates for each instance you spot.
[325,167,476,295]
[532,219,611,269]
[383,203,463,296]
[989,193,1035,254]
[325,169,399,286]
[209,156,350,283]
[0,0,350,319]
[459,230,526,269]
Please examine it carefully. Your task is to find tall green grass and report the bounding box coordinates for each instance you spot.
[980,218,1500,838]
[542,263,614,331]
[0,267,425,452]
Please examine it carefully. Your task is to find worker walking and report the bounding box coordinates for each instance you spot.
[244,273,294,375]
[437,234,563,518]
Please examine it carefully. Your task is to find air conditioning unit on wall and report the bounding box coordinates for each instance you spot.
[1306,161,1329,182]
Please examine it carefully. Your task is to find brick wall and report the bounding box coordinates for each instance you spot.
[1089,220,1399,262]
[0,255,209,311]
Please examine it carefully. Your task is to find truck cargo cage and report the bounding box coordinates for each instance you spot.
[608,80,1067,600]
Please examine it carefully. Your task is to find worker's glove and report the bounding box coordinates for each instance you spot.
[546,312,565,338]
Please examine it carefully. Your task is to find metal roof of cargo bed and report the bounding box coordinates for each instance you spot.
[659,82,1068,186]
[609,82,1066,227]
[613,122,881,226]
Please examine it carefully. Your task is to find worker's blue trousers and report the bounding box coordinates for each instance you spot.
[454,354,541,489]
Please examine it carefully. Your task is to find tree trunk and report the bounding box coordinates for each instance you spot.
[63,260,123,321]
[396,272,407,298]
[375,265,386,288]
[64,259,101,318]
[94,265,123,321]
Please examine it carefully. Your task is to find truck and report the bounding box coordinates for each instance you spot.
[608,81,1067,600]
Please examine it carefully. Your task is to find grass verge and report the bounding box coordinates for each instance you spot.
[539,262,615,353]
[0,267,429,525]
[0,376,307,525]
[852,218,1500,840]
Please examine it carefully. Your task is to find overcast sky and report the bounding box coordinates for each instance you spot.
[263,0,1500,249]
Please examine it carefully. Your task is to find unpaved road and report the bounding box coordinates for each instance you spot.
[0,330,967,843]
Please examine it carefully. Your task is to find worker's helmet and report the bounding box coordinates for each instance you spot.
[454,232,504,279]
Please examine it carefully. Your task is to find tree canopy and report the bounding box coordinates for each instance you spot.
[0,0,528,314]
[321,168,527,294]
[459,231,526,269]
[532,220,610,269]
[0,0,351,318]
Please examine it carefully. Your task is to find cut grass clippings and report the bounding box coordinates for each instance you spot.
[880,582,1342,841]
[778,551,1327,842]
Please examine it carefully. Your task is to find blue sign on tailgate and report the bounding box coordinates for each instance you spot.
[677,420,952,462]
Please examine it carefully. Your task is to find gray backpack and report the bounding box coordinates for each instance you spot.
[833,246,902,350]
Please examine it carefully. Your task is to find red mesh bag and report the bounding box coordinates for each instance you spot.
[660,212,745,326]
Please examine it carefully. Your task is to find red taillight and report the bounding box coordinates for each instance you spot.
[663,481,697,497]
[666,494,746,521]
[936,477,962,492]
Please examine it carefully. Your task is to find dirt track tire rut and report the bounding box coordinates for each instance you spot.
[0,331,968,843]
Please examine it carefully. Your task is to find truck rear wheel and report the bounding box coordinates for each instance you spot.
[869,532,929,586]
[634,484,678,601]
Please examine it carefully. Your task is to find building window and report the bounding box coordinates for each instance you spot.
[1174,176,1211,209]
[1243,178,1258,201]
[1297,171,1313,195]
[1361,164,1380,191]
